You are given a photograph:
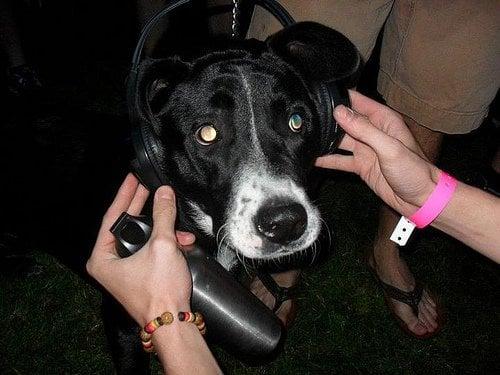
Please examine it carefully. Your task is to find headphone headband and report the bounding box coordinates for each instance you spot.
[131,0,296,74]
[128,1,349,191]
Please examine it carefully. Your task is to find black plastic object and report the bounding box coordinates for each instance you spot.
[110,212,153,258]
[110,212,285,363]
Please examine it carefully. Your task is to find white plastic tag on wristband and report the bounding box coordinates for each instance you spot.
[390,216,416,246]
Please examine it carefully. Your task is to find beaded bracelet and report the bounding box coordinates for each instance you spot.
[178,311,206,335]
[140,311,206,353]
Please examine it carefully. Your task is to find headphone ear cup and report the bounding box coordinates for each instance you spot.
[127,70,167,192]
[314,82,349,154]
[130,125,166,192]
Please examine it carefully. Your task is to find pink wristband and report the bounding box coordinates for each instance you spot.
[409,171,457,229]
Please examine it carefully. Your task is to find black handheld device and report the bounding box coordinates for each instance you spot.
[110,212,285,363]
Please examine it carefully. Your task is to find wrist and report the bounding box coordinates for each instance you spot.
[431,180,463,229]
[414,166,441,207]
[396,166,440,218]
[152,318,199,342]
[409,170,457,229]
[391,169,457,246]
[140,300,191,326]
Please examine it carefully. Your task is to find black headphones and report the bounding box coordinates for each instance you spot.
[127,0,350,191]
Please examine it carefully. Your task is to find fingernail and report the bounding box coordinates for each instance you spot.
[155,186,174,201]
[334,105,354,121]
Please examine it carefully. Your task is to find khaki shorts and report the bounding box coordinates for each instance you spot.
[247,0,500,134]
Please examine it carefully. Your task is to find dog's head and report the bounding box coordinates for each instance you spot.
[134,22,360,265]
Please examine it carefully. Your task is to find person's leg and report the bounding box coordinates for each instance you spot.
[371,117,443,336]
[246,0,394,324]
[376,0,500,336]
[250,269,300,327]
[247,0,394,62]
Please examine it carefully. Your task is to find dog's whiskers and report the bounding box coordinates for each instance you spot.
[320,217,332,251]
[235,250,251,276]
[309,240,318,266]
[217,231,230,254]
[216,223,228,246]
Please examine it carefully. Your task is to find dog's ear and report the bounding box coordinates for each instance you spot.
[266,22,361,86]
[135,57,191,123]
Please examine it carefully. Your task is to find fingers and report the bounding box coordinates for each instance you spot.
[102,174,139,225]
[315,154,356,173]
[348,90,387,117]
[128,183,150,216]
[348,90,400,128]
[337,133,356,152]
[176,231,196,246]
[334,105,397,156]
[151,186,177,242]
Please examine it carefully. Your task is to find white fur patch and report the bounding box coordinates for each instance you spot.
[237,67,264,158]
[216,245,239,271]
[187,201,214,236]
[226,165,321,259]
[219,67,321,260]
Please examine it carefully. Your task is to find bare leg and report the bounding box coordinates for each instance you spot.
[250,269,300,327]
[370,115,443,336]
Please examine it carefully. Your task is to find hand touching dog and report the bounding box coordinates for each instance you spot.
[316,90,441,218]
[316,90,499,261]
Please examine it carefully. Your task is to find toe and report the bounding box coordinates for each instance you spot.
[422,290,437,309]
[420,303,438,329]
[391,301,429,335]
[419,309,437,332]
[422,299,438,321]
[407,319,429,336]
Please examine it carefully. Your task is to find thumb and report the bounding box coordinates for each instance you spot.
[334,105,394,155]
[151,186,177,240]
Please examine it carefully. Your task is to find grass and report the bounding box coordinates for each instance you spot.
[0,51,499,374]
[1,161,499,374]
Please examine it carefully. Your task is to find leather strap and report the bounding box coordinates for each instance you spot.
[257,272,298,312]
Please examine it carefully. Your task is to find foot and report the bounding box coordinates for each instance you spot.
[370,238,440,337]
[250,269,300,327]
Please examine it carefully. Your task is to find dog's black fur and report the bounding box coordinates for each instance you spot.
[133,22,360,264]
[104,22,360,373]
[0,22,359,374]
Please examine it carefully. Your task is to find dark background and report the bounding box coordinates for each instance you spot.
[0,1,499,374]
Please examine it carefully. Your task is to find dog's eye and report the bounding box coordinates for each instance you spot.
[288,114,303,133]
[195,124,218,145]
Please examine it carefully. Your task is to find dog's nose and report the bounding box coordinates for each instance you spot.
[254,199,307,244]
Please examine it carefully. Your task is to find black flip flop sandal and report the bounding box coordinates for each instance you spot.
[256,271,299,313]
[367,261,445,339]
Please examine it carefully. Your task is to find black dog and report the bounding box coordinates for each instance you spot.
[0,21,359,374]
[133,21,360,269]
[97,21,359,374]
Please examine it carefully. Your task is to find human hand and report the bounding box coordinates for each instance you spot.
[315,91,441,217]
[87,174,195,325]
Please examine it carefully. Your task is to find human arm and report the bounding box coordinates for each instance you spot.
[86,174,222,374]
[315,91,500,262]
[431,181,499,262]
